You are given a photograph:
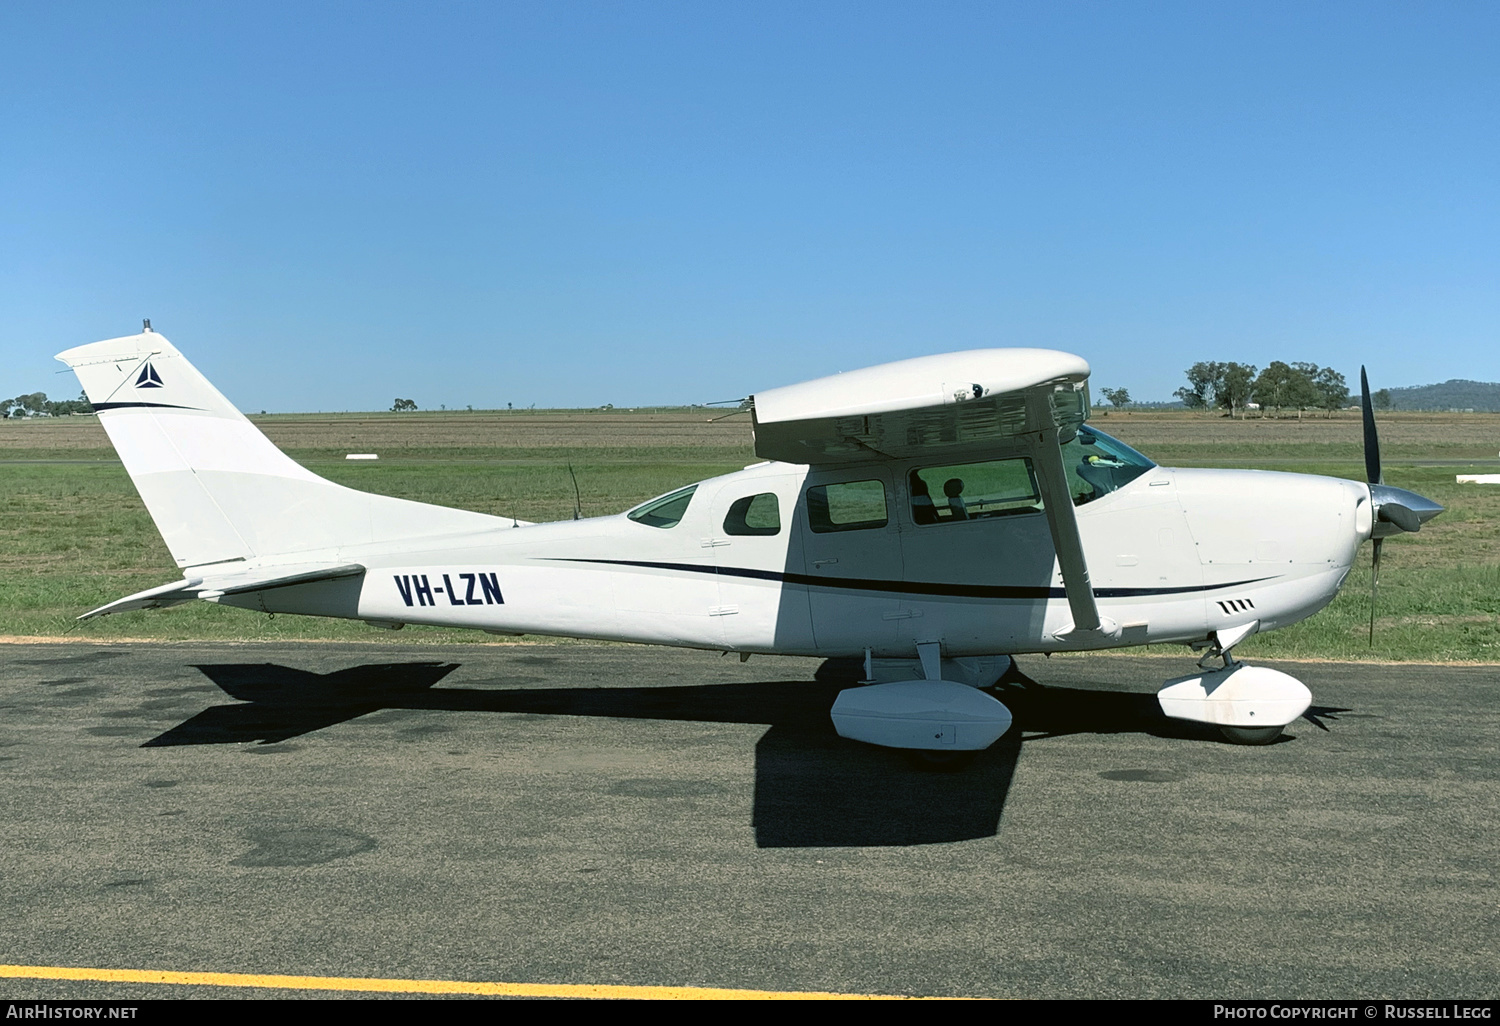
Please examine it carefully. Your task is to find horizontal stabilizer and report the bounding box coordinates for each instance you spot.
[80,563,365,620]
[79,578,206,619]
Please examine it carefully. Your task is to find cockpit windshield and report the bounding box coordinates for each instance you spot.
[1061,426,1155,505]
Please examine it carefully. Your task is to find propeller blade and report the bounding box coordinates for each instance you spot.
[1377,501,1421,533]
[1360,366,1382,485]
[1359,373,1438,647]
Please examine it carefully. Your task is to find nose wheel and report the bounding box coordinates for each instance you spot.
[1219,724,1284,745]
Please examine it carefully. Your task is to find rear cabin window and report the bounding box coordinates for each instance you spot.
[627,485,697,529]
[909,459,1041,525]
[723,493,781,536]
[806,480,888,533]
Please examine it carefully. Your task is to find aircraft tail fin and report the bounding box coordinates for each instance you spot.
[57,330,504,572]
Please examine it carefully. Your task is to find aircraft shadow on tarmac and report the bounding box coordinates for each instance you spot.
[142,659,1342,848]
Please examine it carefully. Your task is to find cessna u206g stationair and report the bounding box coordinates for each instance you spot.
[59,327,1442,756]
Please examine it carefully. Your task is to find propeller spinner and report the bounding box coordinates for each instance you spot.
[1360,367,1444,642]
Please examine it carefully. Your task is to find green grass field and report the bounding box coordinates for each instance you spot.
[4,408,1499,661]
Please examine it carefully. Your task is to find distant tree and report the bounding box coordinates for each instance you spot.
[1285,362,1327,418]
[44,391,94,416]
[1308,366,1349,414]
[1174,386,1207,409]
[1252,362,1319,416]
[1099,387,1131,408]
[1373,389,1392,411]
[1251,362,1292,413]
[1177,361,1223,410]
[0,399,11,418]
[9,392,47,417]
[1217,363,1257,418]
[391,398,418,412]
[1174,361,1255,416]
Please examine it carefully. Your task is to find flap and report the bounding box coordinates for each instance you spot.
[750,349,1091,464]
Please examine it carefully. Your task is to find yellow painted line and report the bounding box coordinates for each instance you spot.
[0,964,933,1000]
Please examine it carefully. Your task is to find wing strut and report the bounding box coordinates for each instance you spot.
[1026,392,1120,643]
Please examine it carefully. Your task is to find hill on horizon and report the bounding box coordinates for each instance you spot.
[1385,379,1500,412]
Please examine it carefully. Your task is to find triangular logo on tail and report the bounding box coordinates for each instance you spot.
[135,362,164,388]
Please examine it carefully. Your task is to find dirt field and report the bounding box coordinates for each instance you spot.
[0,408,759,463]
[8,406,1498,464]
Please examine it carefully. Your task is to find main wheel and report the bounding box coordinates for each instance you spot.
[1220,725,1284,745]
[905,749,977,771]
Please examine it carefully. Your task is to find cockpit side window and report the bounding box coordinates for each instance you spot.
[1063,426,1155,505]
[627,485,698,529]
[909,459,1041,524]
[723,493,781,536]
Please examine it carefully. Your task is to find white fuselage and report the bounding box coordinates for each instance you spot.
[229,459,1373,659]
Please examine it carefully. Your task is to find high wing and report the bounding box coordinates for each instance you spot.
[750,348,1117,641]
[750,349,1091,464]
[79,563,365,620]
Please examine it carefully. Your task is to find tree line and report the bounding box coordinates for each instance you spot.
[2,392,94,418]
[1168,361,1388,417]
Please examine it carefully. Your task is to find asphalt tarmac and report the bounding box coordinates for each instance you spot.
[0,641,1494,999]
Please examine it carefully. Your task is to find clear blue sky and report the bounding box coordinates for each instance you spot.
[3,1,1496,412]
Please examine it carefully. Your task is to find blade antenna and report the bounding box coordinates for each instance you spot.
[568,463,582,521]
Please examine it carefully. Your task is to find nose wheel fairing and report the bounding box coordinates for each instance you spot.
[1157,664,1311,735]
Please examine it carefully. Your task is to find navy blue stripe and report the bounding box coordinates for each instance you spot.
[544,557,1276,600]
[92,401,202,411]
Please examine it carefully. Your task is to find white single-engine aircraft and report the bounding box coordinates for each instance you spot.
[59,326,1442,758]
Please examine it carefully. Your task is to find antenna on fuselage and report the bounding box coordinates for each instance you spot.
[567,463,582,521]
